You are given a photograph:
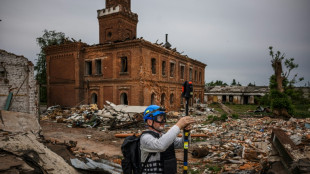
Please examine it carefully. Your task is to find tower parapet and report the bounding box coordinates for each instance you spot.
[98,0,138,44]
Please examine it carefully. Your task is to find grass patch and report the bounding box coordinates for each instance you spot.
[232,113,239,119]
[206,114,227,123]
[208,103,226,115]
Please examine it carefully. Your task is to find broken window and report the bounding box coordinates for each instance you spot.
[95,59,102,75]
[170,93,174,105]
[222,95,227,103]
[162,61,166,76]
[194,70,197,81]
[170,62,175,77]
[151,93,156,105]
[151,58,156,74]
[120,93,128,105]
[121,57,128,73]
[91,93,97,104]
[189,68,193,81]
[229,95,233,102]
[180,65,185,79]
[161,93,166,106]
[85,61,92,75]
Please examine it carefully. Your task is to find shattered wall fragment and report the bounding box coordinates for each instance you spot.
[0,49,37,115]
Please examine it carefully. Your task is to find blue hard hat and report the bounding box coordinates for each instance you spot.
[143,105,166,122]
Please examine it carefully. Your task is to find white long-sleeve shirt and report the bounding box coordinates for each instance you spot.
[140,125,183,163]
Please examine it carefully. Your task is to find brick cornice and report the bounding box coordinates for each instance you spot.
[45,42,88,55]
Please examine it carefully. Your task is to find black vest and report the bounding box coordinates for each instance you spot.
[142,131,177,174]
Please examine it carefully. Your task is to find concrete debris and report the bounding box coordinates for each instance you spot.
[70,158,122,174]
[42,102,216,130]
[42,101,149,130]
[0,110,41,135]
[0,132,79,174]
[190,116,310,173]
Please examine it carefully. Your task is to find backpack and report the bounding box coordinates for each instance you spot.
[121,131,157,174]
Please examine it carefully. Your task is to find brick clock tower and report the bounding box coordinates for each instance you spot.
[97,0,138,44]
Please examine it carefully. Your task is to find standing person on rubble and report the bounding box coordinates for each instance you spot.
[140,105,195,174]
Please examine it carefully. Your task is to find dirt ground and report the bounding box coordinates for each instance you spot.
[40,120,123,158]
[40,120,195,166]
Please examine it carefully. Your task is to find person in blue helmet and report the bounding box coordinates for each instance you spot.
[140,105,195,174]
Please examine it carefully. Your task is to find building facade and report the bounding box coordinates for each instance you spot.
[46,0,206,111]
[204,86,269,105]
[0,49,38,115]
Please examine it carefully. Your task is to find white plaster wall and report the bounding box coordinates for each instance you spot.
[0,50,37,115]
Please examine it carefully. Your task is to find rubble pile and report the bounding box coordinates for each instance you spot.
[188,116,310,173]
[41,101,148,130]
[41,102,216,130]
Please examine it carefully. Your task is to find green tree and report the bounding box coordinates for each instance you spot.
[248,82,256,86]
[231,79,242,86]
[206,80,228,86]
[231,79,237,86]
[35,30,67,103]
[268,46,304,117]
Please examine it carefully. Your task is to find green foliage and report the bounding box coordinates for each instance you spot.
[205,164,222,172]
[35,30,68,102]
[206,80,228,86]
[248,82,256,86]
[231,79,242,86]
[232,113,239,119]
[220,113,228,121]
[270,89,294,115]
[268,46,306,117]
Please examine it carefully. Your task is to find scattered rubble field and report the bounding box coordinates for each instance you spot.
[2,102,310,173]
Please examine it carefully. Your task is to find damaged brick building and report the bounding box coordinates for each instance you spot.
[46,0,206,110]
[0,49,37,115]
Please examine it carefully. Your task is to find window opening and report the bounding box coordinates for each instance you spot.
[121,57,128,72]
[95,59,102,75]
[180,65,185,79]
[162,61,166,76]
[85,61,92,75]
[189,68,193,81]
[91,93,98,104]
[120,93,128,105]
[151,58,156,74]
[170,93,174,105]
[161,93,166,106]
[151,93,156,105]
[170,62,175,77]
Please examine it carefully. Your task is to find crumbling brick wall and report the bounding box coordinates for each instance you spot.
[0,49,37,115]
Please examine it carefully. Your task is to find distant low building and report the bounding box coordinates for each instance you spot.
[0,49,37,115]
[204,86,269,104]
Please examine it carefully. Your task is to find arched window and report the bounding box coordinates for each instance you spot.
[151,93,156,105]
[161,93,166,106]
[170,93,174,105]
[120,93,128,105]
[91,93,98,104]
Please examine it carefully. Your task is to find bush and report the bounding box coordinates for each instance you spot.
[232,113,239,119]
[270,90,294,115]
[220,114,228,121]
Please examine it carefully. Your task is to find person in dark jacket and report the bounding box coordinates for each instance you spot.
[140,105,195,174]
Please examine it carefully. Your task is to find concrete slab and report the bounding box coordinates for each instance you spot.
[0,110,41,134]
